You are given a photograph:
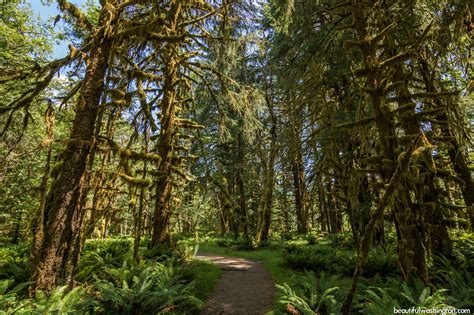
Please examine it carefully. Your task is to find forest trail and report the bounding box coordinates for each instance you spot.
[196,252,275,315]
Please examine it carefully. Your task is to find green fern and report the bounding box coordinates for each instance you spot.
[432,255,474,308]
[1,284,96,315]
[277,272,340,314]
[93,262,203,314]
[357,277,453,314]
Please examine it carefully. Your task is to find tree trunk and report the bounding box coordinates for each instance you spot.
[292,146,308,234]
[257,106,277,243]
[418,57,474,230]
[328,178,341,234]
[151,47,178,247]
[236,133,249,238]
[30,104,54,262]
[30,36,111,293]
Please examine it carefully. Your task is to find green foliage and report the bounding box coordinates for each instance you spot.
[82,238,132,255]
[432,256,474,309]
[1,239,209,314]
[0,281,95,315]
[213,236,256,250]
[355,277,453,314]
[180,260,222,301]
[451,232,474,271]
[0,1,52,67]
[0,244,30,288]
[92,261,202,314]
[277,271,342,315]
[0,244,29,264]
[275,272,457,315]
[364,247,399,278]
[142,245,176,262]
[0,261,29,288]
[77,238,133,282]
[0,279,30,313]
[325,232,355,250]
[284,241,397,278]
[284,243,356,276]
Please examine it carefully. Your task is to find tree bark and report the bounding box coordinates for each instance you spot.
[257,105,277,243]
[151,4,181,247]
[418,57,474,230]
[292,144,308,234]
[30,104,54,264]
[30,35,112,292]
[236,132,249,238]
[151,47,178,247]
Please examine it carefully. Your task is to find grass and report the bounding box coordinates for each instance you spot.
[186,260,222,301]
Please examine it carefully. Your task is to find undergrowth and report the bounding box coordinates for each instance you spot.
[0,238,211,314]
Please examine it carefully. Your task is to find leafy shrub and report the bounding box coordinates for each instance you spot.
[303,233,319,246]
[175,241,199,261]
[0,244,31,288]
[0,279,27,313]
[0,261,30,287]
[83,238,132,261]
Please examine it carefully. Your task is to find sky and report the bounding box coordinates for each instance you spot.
[27,0,87,59]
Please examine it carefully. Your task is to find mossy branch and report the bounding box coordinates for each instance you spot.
[58,0,93,31]
[116,173,151,187]
[98,137,162,163]
[176,118,205,129]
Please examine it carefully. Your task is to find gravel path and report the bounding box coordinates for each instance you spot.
[196,252,275,315]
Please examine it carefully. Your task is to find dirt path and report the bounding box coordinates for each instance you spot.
[196,252,275,315]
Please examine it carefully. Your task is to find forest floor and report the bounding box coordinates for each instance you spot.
[197,251,275,315]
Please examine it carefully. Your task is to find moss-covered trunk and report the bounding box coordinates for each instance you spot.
[151,45,178,247]
[257,106,277,243]
[30,37,111,293]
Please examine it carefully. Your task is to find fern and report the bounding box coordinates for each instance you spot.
[432,255,474,308]
[356,277,454,314]
[277,272,340,314]
[0,284,96,315]
[93,261,203,314]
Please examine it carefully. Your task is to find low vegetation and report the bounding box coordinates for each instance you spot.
[0,238,219,314]
[197,232,474,314]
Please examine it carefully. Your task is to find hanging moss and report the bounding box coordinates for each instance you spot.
[58,0,92,31]
[117,173,151,187]
[102,138,162,163]
[176,118,205,129]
